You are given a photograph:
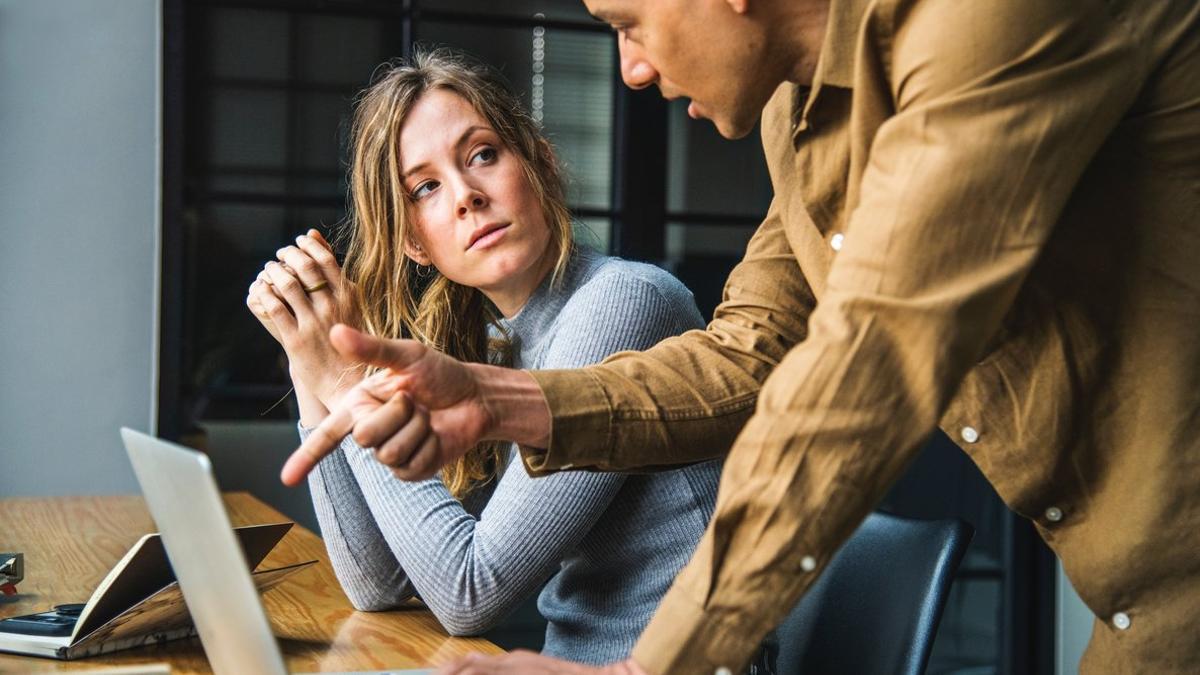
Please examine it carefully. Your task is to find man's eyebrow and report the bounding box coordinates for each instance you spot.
[588,10,627,25]
[401,125,491,180]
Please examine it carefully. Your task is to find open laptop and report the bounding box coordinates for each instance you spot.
[120,427,432,675]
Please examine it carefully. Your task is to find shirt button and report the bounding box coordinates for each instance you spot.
[1045,506,1063,523]
[1112,612,1131,630]
[830,232,845,251]
[960,426,980,444]
[800,555,817,572]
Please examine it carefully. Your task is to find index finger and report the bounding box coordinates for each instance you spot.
[281,404,355,486]
[310,228,336,252]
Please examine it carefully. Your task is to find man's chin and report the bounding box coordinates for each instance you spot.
[711,115,758,140]
[705,105,760,140]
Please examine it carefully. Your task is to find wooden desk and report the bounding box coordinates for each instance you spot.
[0,493,502,673]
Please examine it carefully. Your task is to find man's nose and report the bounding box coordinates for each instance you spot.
[618,39,657,90]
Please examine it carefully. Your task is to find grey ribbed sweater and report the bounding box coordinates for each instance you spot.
[303,247,722,664]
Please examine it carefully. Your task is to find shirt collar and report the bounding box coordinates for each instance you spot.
[794,0,870,138]
[815,0,870,89]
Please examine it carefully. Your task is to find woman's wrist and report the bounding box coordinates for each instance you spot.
[290,362,367,423]
[290,367,330,428]
[471,364,552,448]
[316,363,366,411]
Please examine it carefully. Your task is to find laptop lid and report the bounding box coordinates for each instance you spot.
[121,427,288,675]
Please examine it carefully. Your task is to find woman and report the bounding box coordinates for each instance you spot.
[245,50,724,665]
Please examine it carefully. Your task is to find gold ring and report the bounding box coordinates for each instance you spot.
[303,280,329,293]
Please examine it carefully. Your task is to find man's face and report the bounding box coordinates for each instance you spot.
[585,0,784,139]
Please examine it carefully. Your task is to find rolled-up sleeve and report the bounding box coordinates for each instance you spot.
[623,1,1143,672]
[523,197,816,473]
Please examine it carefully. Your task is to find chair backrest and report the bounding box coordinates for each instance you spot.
[773,512,973,675]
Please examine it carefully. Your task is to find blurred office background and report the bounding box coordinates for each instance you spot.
[0,1,1092,673]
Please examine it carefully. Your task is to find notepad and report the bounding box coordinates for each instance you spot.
[0,522,314,660]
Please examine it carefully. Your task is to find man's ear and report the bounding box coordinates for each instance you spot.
[725,0,750,15]
[403,239,432,266]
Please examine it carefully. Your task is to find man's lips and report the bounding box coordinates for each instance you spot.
[468,223,510,250]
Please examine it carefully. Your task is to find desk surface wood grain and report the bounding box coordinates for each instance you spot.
[0,493,502,673]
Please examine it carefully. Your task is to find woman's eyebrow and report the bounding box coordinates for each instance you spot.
[455,125,491,149]
[402,125,491,179]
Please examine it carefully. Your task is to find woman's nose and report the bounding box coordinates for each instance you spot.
[456,187,487,218]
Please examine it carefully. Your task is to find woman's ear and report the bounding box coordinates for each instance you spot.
[403,238,432,266]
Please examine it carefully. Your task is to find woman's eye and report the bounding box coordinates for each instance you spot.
[470,147,497,165]
[412,180,438,199]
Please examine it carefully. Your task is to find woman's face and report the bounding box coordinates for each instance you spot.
[399,88,554,316]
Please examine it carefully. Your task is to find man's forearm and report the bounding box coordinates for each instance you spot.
[517,207,815,474]
[471,363,552,449]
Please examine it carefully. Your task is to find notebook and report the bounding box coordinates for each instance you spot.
[0,521,311,659]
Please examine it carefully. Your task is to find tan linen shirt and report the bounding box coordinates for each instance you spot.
[524,0,1200,672]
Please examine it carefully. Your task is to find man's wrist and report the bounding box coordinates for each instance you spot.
[471,364,551,448]
[615,658,651,675]
[632,581,765,675]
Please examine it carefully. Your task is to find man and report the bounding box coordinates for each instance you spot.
[285,0,1200,672]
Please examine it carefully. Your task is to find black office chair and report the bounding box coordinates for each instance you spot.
[773,512,973,675]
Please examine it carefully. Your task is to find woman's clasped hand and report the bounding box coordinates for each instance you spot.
[245,228,365,425]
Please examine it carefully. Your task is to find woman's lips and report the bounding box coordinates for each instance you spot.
[688,100,703,120]
[469,224,510,250]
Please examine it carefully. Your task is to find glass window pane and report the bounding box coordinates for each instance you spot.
[189,204,292,420]
[539,30,613,210]
[928,578,1001,670]
[294,92,356,171]
[574,217,611,254]
[208,89,289,168]
[665,221,757,320]
[665,221,757,263]
[296,14,386,85]
[208,9,290,80]
[204,203,288,254]
[414,21,534,80]
[419,0,595,23]
[291,175,346,201]
[207,174,287,196]
[290,208,345,237]
[666,99,772,217]
[414,21,613,210]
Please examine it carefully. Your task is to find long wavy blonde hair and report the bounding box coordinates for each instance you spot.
[341,48,574,499]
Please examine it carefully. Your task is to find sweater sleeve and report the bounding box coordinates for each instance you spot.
[304,431,498,611]
[305,440,416,610]
[309,263,703,635]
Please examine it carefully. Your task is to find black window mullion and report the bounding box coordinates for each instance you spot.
[609,55,667,261]
[158,0,187,442]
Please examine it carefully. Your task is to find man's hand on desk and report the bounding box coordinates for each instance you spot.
[281,324,552,485]
[437,652,649,675]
